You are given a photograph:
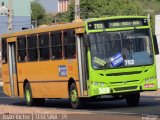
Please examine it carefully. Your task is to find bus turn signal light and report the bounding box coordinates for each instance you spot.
[144,84,154,88]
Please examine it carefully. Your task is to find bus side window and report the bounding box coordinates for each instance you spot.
[63,30,76,59]
[27,35,38,61]
[50,32,62,59]
[17,36,26,62]
[39,33,50,60]
[2,39,7,64]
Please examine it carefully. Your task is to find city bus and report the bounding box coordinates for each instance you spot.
[1,16,159,108]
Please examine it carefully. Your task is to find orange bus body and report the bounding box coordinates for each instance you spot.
[2,21,85,99]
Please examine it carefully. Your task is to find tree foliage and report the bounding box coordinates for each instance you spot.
[31,1,52,25]
[56,2,75,22]
[56,0,160,30]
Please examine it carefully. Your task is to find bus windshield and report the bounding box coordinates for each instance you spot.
[89,29,154,69]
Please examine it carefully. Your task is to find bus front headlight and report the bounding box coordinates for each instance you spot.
[144,76,156,83]
[91,81,98,86]
[100,82,105,87]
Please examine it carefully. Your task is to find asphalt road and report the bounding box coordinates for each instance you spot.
[0,86,160,116]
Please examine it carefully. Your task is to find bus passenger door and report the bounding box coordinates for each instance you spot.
[8,41,19,97]
[77,34,88,96]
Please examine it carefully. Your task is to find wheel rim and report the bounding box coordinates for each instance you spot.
[71,89,78,103]
[26,89,31,103]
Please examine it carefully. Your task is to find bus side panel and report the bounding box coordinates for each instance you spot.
[18,83,24,97]
[17,59,80,98]
[30,82,70,98]
[2,64,11,96]
[18,81,80,98]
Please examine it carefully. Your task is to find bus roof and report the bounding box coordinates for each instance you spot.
[1,21,85,38]
[1,16,148,38]
[85,16,148,22]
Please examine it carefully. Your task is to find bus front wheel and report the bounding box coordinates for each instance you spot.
[24,83,45,106]
[69,83,82,109]
[125,93,140,106]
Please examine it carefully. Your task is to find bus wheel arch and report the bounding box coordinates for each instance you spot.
[23,80,34,106]
[68,78,75,91]
[68,78,82,108]
[68,78,76,97]
[23,79,45,106]
[23,79,29,94]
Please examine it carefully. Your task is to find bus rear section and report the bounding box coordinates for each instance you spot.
[1,22,86,108]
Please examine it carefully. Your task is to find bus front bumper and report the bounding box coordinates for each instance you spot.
[89,81,157,96]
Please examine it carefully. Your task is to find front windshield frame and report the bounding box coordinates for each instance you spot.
[88,28,154,70]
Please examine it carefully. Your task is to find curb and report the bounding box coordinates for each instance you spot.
[141,89,160,97]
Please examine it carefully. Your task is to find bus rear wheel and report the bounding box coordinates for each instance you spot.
[69,83,82,109]
[24,83,45,106]
[125,93,140,106]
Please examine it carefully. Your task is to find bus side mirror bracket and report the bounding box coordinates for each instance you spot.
[153,35,159,55]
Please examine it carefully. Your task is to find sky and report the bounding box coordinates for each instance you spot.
[35,0,58,13]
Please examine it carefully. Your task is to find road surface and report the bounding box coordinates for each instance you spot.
[0,86,160,120]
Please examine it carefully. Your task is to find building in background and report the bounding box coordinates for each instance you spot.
[0,0,31,35]
[35,0,69,13]
[0,0,31,68]
[58,0,69,13]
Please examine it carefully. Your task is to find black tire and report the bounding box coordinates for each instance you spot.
[69,83,83,109]
[125,93,140,106]
[24,83,45,106]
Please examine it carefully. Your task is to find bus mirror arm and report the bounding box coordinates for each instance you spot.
[153,35,159,55]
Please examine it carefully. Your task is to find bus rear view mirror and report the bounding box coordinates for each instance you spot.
[153,35,159,55]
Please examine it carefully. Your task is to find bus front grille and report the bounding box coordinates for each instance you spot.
[106,71,142,76]
[114,86,137,91]
[110,80,139,85]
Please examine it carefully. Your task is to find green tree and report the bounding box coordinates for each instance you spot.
[56,0,160,32]
[56,2,75,22]
[31,1,53,25]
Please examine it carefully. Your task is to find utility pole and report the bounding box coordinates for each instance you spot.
[31,20,37,28]
[8,0,13,31]
[75,0,80,20]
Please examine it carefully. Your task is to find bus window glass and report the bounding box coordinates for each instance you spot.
[27,35,38,61]
[28,36,37,48]
[64,30,76,59]
[39,34,50,60]
[2,39,7,63]
[50,32,62,59]
[89,29,153,69]
[17,37,26,62]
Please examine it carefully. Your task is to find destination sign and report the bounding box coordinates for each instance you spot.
[109,21,142,27]
[87,18,148,30]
